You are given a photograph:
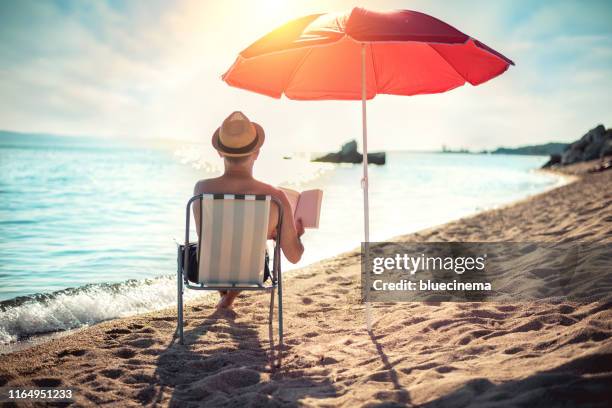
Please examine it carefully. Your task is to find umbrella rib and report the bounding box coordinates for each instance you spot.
[283,48,314,98]
[426,43,469,84]
[367,43,380,94]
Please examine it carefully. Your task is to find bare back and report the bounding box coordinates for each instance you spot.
[193,174,304,263]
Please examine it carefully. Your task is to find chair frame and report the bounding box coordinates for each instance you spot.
[177,193,284,367]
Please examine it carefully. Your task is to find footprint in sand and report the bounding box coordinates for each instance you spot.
[558,304,576,314]
[122,372,155,385]
[504,346,524,354]
[151,316,175,322]
[401,362,438,374]
[285,338,300,346]
[510,319,544,333]
[32,378,62,387]
[137,327,156,334]
[58,348,87,358]
[495,305,519,312]
[466,309,509,320]
[319,356,339,365]
[563,327,610,345]
[114,348,137,359]
[426,319,456,331]
[368,371,392,382]
[100,369,124,379]
[335,288,350,294]
[105,328,131,335]
[82,373,97,383]
[315,306,336,313]
[458,329,493,345]
[141,348,162,356]
[127,338,156,348]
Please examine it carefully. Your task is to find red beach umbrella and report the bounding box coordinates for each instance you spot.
[222,7,514,329]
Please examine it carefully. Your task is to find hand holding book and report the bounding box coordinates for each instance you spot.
[279,188,323,229]
[295,218,305,238]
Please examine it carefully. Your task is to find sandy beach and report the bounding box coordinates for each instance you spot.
[1,163,610,407]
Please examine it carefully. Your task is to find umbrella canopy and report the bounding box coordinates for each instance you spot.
[222,7,514,100]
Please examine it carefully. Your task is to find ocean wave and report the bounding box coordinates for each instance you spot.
[0,276,208,345]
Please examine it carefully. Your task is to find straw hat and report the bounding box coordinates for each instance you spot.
[212,111,265,157]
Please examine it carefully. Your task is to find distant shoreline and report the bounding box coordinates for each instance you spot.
[0,129,568,158]
[439,142,568,156]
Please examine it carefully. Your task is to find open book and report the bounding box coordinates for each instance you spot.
[279,188,323,229]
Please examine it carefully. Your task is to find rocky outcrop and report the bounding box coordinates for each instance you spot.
[542,125,612,168]
[542,154,562,168]
[489,142,568,156]
[313,140,386,165]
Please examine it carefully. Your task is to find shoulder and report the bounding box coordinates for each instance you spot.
[193,178,216,195]
[193,179,204,195]
[254,181,288,201]
[247,181,289,211]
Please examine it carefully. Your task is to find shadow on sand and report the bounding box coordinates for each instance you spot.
[419,345,612,408]
[368,331,412,406]
[144,305,611,407]
[150,307,338,406]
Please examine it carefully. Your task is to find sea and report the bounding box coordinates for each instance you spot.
[0,132,563,346]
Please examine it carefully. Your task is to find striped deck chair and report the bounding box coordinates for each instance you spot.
[177,193,284,366]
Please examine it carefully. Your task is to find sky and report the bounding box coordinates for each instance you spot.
[0,0,611,153]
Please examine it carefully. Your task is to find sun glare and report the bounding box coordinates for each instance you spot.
[257,0,301,27]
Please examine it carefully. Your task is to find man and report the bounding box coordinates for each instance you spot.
[193,111,304,309]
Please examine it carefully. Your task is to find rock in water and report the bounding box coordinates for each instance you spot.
[313,140,386,165]
[367,152,386,165]
[340,140,358,157]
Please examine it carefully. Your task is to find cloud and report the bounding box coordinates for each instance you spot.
[0,0,610,151]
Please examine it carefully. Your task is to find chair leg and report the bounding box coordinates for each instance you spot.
[278,280,283,368]
[268,289,275,367]
[177,263,184,345]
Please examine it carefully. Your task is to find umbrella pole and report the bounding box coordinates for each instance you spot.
[361,44,372,332]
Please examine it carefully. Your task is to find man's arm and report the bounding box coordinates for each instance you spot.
[273,189,304,264]
[192,181,203,238]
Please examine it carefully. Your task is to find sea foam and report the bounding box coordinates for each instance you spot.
[0,275,207,345]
